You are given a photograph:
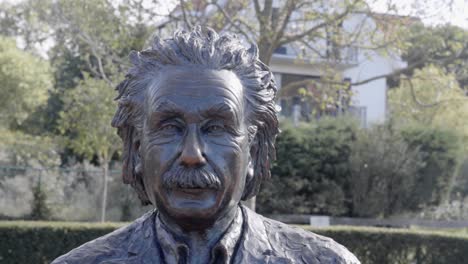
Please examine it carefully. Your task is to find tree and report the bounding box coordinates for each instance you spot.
[402,24,468,89]
[0,128,60,168]
[58,75,120,222]
[161,1,461,85]
[388,65,468,151]
[0,36,51,128]
[400,124,461,210]
[348,123,424,217]
[0,36,58,170]
[257,117,358,215]
[1,0,156,134]
[169,1,382,62]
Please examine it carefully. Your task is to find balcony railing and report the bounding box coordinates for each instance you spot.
[273,45,359,65]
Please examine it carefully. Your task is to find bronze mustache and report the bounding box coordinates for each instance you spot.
[162,166,222,190]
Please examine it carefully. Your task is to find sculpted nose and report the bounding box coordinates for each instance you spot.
[180,126,206,168]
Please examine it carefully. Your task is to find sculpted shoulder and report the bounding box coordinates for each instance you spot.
[260,214,360,264]
[51,211,154,264]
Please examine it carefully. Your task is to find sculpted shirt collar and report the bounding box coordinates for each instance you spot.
[155,207,243,264]
[125,205,291,263]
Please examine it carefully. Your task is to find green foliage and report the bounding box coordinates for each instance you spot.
[2,0,153,140]
[257,117,358,216]
[2,221,468,264]
[309,226,468,264]
[400,124,461,209]
[389,65,468,152]
[0,36,52,128]
[40,0,153,85]
[348,123,424,217]
[349,123,460,217]
[258,118,461,218]
[404,24,468,88]
[389,65,466,124]
[0,129,60,167]
[0,221,121,264]
[58,74,120,162]
[48,0,149,57]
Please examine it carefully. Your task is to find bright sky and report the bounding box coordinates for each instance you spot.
[2,0,466,29]
[370,0,467,28]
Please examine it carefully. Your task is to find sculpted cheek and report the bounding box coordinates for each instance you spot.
[143,141,180,173]
[207,134,247,153]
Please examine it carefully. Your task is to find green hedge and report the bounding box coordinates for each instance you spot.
[307,226,468,264]
[2,221,468,264]
[0,221,122,264]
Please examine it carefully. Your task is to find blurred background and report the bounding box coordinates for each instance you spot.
[0,0,468,263]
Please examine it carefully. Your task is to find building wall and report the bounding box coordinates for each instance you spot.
[344,48,406,124]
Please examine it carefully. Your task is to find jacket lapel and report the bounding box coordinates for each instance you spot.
[234,206,293,264]
[125,209,163,263]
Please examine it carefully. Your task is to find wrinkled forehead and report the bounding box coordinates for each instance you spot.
[145,66,246,116]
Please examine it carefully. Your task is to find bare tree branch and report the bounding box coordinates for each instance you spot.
[85,54,102,77]
[298,38,328,59]
[272,0,296,45]
[405,76,441,108]
[252,0,261,18]
[352,43,467,87]
[211,1,255,43]
[278,1,357,46]
[75,32,114,86]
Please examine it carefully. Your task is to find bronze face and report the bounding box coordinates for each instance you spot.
[140,67,253,227]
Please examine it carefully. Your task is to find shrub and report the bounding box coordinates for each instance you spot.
[257,117,357,215]
[400,124,461,210]
[346,122,461,217]
[348,123,424,217]
[258,118,461,218]
[1,221,468,264]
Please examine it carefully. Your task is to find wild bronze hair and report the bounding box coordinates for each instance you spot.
[111,27,279,205]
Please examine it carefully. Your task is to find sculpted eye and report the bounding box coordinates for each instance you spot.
[161,124,176,130]
[159,123,182,133]
[204,124,226,134]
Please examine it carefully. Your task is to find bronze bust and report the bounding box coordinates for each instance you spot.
[52,27,360,264]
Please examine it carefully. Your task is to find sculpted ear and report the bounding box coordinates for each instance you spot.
[242,126,260,201]
[241,122,277,201]
[120,126,151,205]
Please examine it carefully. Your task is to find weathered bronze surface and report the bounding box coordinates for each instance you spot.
[52,27,360,264]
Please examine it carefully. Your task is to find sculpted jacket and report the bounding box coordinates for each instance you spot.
[52,205,360,264]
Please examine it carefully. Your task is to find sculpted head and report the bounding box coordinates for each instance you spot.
[111,27,279,226]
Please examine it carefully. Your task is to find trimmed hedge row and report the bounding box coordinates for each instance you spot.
[0,221,122,264]
[2,221,468,264]
[307,226,468,264]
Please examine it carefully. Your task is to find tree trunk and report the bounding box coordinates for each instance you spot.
[258,39,273,65]
[100,156,109,222]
